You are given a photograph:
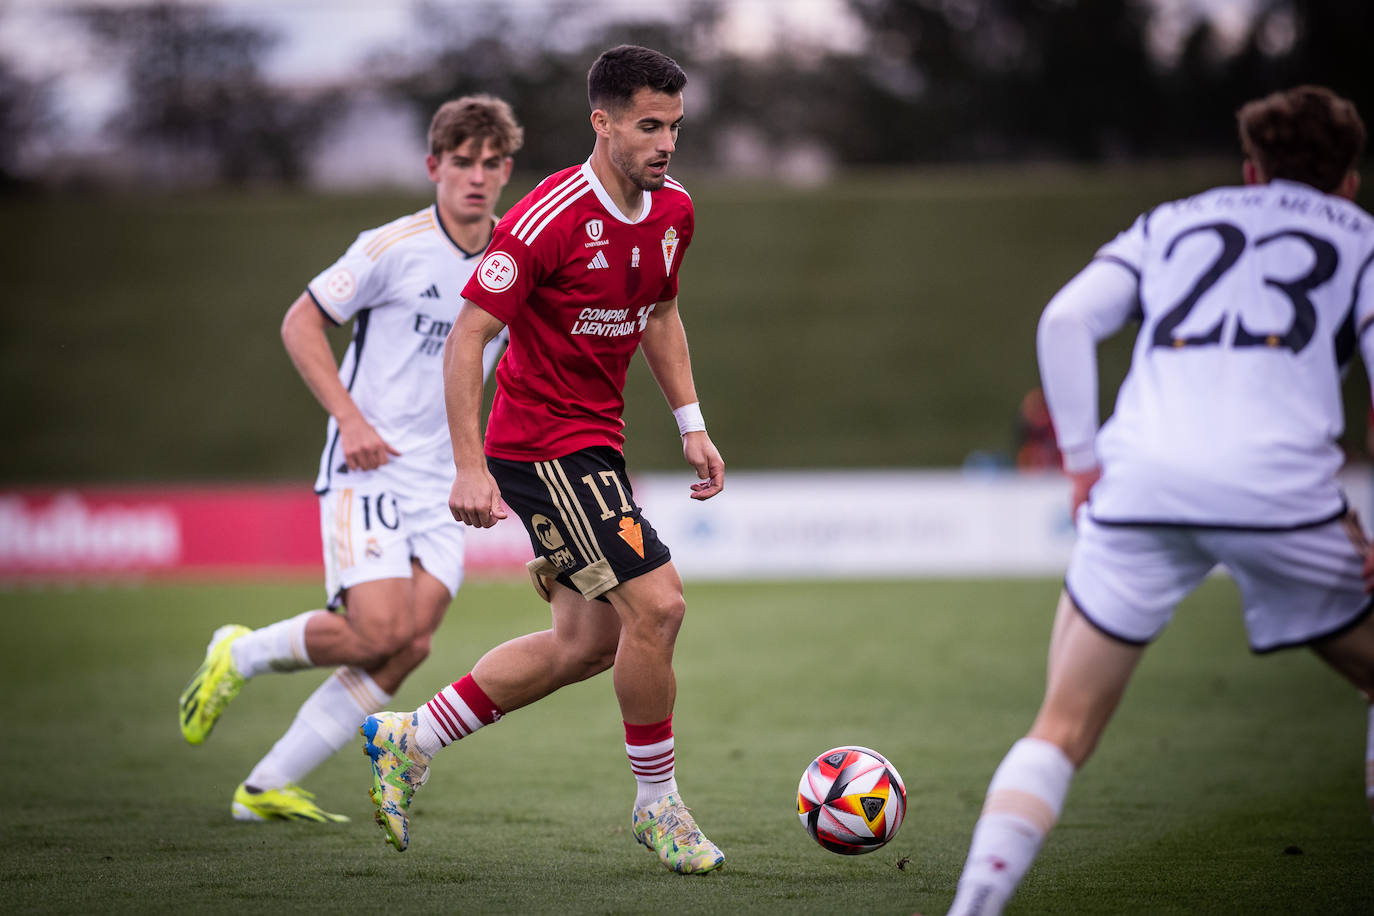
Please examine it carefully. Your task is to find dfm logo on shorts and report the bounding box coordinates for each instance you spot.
[532,514,576,570]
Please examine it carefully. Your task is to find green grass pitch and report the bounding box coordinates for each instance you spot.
[2,576,1371,914]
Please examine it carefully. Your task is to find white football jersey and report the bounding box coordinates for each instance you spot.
[307,205,508,493]
[1047,179,1374,527]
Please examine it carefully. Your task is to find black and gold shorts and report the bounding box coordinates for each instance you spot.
[488,446,671,602]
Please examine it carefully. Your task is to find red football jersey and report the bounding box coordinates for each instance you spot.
[463,160,695,461]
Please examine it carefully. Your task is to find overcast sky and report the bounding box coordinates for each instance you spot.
[1,0,1256,144]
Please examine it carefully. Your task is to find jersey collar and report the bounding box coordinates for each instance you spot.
[431,203,494,259]
[581,159,653,225]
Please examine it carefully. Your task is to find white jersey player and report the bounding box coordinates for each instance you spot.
[945,86,1374,916]
[178,96,525,825]
[309,206,509,609]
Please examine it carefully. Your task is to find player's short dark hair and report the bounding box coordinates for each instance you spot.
[1236,85,1365,193]
[587,45,687,113]
[428,95,524,158]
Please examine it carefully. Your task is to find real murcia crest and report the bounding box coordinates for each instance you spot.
[585,219,604,241]
[660,227,678,276]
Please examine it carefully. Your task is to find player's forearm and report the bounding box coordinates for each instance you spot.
[641,302,699,409]
[281,298,364,427]
[442,331,490,469]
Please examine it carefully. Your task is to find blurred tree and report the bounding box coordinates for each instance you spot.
[1241,0,1374,129]
[379,0,727,175]
[845,0,1161,161]
[73,1,341,186]
[0,56,54,186]
[1155,0,1374,175]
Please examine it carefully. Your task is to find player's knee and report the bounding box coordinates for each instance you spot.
[633,591,686,644]
[561,628,617,679]
[405,632,434,666]
[381,632,432,679]
[580,643,617,678]
[360,620,417,665]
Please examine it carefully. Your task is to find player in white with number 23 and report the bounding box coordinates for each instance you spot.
[177,96,523,824]
[945,85,1374,915]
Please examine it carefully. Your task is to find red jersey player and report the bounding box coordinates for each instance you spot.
[360,45,727,875]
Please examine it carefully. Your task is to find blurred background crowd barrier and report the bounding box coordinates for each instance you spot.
[3,1,1371,585]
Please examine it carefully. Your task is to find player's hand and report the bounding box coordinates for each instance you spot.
[338,415,401,471]
[449,469,508,528]
[682,430,724,501]
[1068,466,1100,525]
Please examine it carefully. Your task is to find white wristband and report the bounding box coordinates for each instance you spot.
[673,402,706,436]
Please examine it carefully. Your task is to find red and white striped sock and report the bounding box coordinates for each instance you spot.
[414,674,503,758]
[625,717,678,808]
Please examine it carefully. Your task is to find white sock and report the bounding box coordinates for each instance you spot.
[636,776,679,809]
[244,666,391,790]
[231,610,324,678]
[947,738,1076,916]
[626,735,679,808]
[414,713,444,759]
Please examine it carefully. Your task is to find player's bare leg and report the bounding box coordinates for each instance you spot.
[1309,611,1374,823]
[947,594,1144,915]
[1029,593,1144,765]
[364,583,620,851]
[604,562,685,724]
[235,562,451,822]
[468,585,622,711]
[182,567,418,745]
[363,565,454,694]
[299,576,422,673]
[606,562,723,874]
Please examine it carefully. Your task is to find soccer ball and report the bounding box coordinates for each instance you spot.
[797,745,907,855]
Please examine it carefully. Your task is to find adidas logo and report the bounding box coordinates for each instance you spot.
[420,284,440,299]
[586,251,609,270]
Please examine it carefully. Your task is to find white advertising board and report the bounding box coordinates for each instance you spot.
[623,467,1374,581]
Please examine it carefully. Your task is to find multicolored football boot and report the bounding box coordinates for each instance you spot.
[178,624,251,745]
[231,783,349,823]
[631,794,725,874]
[361,711,431,851]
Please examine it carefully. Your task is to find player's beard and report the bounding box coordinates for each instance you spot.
[613,146,667,192]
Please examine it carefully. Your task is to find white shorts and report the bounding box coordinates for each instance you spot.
[1066,510,1373,653]
[319,458,464,609]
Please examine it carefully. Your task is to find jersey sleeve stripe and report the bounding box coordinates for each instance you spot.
[363,212,434,258]
[664,177,690,199]
[520,184,591,246]
[1092,254,1141,279]
[513,172,586,239]
[306,288,344,325]
[366,222,436,261]
[515,179,591,245]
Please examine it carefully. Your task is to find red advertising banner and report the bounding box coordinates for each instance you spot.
[0,486,532,583]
